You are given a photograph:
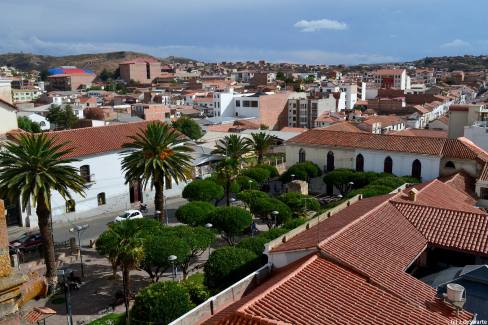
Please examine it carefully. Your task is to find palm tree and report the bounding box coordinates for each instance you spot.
[121,122,193,223]
[247,132,277,164]
[96,221,144,325]
[0,133,86,287]
[212,134,250,162]
[214,158,239,206]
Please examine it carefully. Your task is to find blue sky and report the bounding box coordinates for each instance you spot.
[0,0,486,64]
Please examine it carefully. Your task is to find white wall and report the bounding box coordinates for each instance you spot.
[286,144,441,181]
[0,103,18,134]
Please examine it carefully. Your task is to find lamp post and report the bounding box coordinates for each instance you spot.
[271,210,279,228]
[168,255,177,281]
[230,198,236,205]
[155,210,161,223]
[248,179,253,190]
[205,223,213,258]
[57,268,73,325]
[290,174,295,181]
[69,224,89,279]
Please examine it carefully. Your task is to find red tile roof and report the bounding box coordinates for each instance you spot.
[392,128,448,138]
[320,121,365,133]
[45,122,151,158]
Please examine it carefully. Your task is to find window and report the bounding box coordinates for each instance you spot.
[243,101,250,107]
[66,200,76,213]
[326,151,335,172]
[411,159,422,179]
[299,149,306,163]
[80,165,91,183]
[251,101,258,107]
[384,157,393,174]
[97,192,106,206]
[236,100,240,107]
[481,187,488,200]
[445,161,456,169]
[356,154,364,172]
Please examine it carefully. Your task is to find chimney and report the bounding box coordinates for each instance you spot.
[408,188,419,202]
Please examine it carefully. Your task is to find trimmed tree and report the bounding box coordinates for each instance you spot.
[235,175,259,191]
[255,164,279,178]
[250,197,292,229]
[204,247,259,291]
[236,190,269,206]
[278,192,320,216]
[241,167,271,184]
[208,207,252,245]
[281,161,321,183]
[172,116,203,140]
[175,201,215,226]
[130,281,194,324]
[322,168,357,196]
[182,179,224,202]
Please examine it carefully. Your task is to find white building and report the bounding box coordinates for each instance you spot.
[372,69,408,90]
[17,112,50,131]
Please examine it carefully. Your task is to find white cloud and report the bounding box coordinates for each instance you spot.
[441,39,470,48]
[294,19,348,32]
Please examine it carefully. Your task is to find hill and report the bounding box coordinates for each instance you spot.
[408,55,488,71]
[0,51,187,75]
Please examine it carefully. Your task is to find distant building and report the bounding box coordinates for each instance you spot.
[47,66,96,91]
[119,58,161,84]
[11,88,42,103]
[448,104,488,150]
[372,69,408,90]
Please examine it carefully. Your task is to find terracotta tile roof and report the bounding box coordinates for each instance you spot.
[320,121,365,133]
[286,129,446,155]
[480,163,488,181]
[362,115,404,126]
[213,255,471,325]
[279,127,307,133]
[392,202,488,256]
[270,194,394,253]
[442,137,488,162]
[449,104,470,112]
[44,121,152,158]
[439,171,477,201]
[392,128,448,138]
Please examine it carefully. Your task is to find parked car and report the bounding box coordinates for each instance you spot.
[9,232,43,254]
[114,210,143,222]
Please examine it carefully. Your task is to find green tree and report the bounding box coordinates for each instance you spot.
[121,122,193,223]
[212,134,250,161]
[17,117,42,133]
[241,167,271,184]
[181,274,211,305]
[204,247,259,291]
[323,169,358,196]
[246,132,276,164]
[208,207,252,245]
[250,197,292,229]
[255,164,279,178]
[237,236,268,256]
[278,192,320,216]
[281,161,321,183]
[96,220,145,324]
[0,134,85,288]
[172,116,203,140]
[168,226,215,279]
[175,201,215,226]
[99,68,113,82]
[236,190,269,206]
[276,71,286,81]
[235,175,259,191]
[182,179,223,202]
[130,281,194,324]
[46,104,78,130]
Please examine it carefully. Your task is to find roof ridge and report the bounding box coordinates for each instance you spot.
[44,121,151,135]
[390,200,488,217]
[301,128,451,141]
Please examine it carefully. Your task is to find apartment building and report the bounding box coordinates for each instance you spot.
[448,104,488,150]
[47,66,96,91]
[372,69,409,90]
[119,57,161,84]
[287,96,337,128]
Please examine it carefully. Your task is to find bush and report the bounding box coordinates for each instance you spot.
[235,175,259,191]
[182,274,211,305]
[175,201,215,226]
[182,179,224,202]
[347,184,393,198]
[204,247,259,291]
[370,176,404,188]
[130,281,194,324]
[236,190,269,205]
[260,227,290,240]
[208,207,253,245]
[281,161,321,183]
[255,164,279,178]
[172,116,203,140]
[278,192,320,216]
[237,236,269,256]
[208,175,240,193]
[283,218,307,230]
[241,167,271,184]
[87,313,124,325]
[250,197,292,229]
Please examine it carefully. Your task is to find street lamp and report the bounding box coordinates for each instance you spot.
[230,197,236,205]
[248,179,253,190]
[291,174,295,181]
[57,268,73,325]
[155,210,161,222]
[69,224,89,279]
[168,255,177,281]
[271,210,279,228]
[205,223,213,258]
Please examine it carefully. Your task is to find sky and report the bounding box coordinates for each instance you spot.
[0,0,487,65]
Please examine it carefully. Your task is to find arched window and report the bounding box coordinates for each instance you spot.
[412,159,422,179]
[66,200,76,213]
[97,192,106,206]
[355,154,364,172]
[298,149,306,163]
[384,156,393,174]
[445,161,456,169]
[326,151,335,172]
[80,165,91,183]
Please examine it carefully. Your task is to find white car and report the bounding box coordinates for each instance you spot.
[115,210,143,222]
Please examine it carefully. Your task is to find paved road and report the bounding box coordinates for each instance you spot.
[10,197,188,246]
